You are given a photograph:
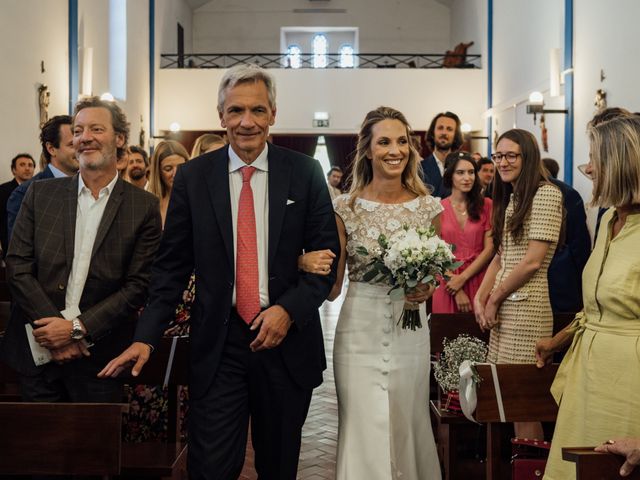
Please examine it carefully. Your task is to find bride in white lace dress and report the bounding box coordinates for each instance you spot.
[309,107,443,479]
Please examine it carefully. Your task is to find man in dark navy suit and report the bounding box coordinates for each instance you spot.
[420,111,464,198]
[543,158,591,313]
[101,65,340,480]
[0,153,35,256]
[6,115,78,241]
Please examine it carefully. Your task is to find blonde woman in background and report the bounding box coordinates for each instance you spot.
[148,140,190,226]
[190,133,225,158]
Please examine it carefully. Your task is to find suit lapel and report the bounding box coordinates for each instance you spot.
[430,154,443,183]
[267,144,291,271]
[206,148,234,267]
[63,175,79,276]
[91,177,124,258]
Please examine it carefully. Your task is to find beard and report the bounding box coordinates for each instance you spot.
[81,153,112,171]
[129,168,146,181]
[435,137,453,151]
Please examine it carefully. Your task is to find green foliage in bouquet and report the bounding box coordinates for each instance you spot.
[433,335,488,392]
[356,225,463,330]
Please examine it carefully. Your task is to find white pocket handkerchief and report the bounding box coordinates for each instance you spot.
[286,199,296,205]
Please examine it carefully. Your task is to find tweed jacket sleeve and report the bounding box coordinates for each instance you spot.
[6,183,63,323]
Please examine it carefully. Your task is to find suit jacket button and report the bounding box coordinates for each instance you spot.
[57,284,65,291]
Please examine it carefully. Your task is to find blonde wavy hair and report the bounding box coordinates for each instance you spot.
[588,115,640,208]
[148,140,189,199]
[191,133,225,158]
[348,106,428,209]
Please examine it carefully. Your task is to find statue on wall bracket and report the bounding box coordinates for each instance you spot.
[540,113,549,152]
[594,89,607,112]
[38,83,50,128]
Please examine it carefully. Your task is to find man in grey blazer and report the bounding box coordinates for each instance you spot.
[0,97,162,402]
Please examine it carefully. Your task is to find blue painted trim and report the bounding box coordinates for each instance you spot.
[149,0,155,149]
[487,0,493,156]
[68,0,79,114]
[563,0,574,185]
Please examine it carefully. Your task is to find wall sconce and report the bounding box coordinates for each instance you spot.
[460,123,489,140]
[526,91,568,124]
[151,122,181,142]
[313,112,330,128]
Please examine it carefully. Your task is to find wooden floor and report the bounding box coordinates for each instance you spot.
[239,293,343,480]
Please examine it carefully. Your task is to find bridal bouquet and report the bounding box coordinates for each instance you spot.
[357,225,461,330]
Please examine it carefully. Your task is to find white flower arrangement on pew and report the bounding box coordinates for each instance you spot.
[433,335,488,412]
[356,225,462,330]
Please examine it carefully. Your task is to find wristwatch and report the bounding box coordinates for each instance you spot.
[70,318,85,341]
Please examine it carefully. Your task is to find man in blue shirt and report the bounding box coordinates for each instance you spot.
[7,115,78,240]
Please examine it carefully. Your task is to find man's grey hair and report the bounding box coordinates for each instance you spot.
[217,65,277,112]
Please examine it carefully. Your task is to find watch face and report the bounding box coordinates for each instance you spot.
[71,329,84,340]
[71,320,84,340]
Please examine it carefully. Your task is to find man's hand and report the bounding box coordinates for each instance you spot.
[50,342,91,364]
[595,438,640,477]
[98,342,151,378]
[454,290,472,313]
[33,317,73,349]
[249,305,293,352]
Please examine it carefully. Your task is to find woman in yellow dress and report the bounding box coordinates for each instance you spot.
[536,115,640,479]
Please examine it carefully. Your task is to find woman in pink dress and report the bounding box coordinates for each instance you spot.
[433,152,494,313]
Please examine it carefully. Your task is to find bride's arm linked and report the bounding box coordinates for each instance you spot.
[297,213,347,302]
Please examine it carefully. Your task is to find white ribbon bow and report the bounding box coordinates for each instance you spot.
[458,361,506,423]
[459,360,480,423]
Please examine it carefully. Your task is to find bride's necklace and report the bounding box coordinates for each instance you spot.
[451,200,468,216]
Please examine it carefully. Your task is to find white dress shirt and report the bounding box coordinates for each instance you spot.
[65,173,119,312]
[434,152,445,177]
[228,145,270,308]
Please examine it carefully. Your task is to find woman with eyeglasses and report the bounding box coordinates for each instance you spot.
[474,129,563,441]
[432,152,494,313]
[536,115,640,480]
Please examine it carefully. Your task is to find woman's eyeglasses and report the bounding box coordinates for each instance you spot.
[577,164,592,180]
[490,152,521,164]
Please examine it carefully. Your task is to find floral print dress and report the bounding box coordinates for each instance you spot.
[123,274,194,442]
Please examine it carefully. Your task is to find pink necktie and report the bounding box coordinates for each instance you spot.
[236,166,260,324]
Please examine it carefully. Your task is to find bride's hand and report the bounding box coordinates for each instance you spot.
[297,249,336,275]
[405,283,435,304]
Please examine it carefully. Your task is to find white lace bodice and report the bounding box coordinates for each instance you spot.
[334,194,443,284]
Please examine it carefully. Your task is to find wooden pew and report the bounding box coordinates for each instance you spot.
[0,401,128,476]
[562,447,640,480]
[429,313,489,480]
[120,335,190,478]
[429,312,574,479]
[474,363,559,480]
[0,336,190,479]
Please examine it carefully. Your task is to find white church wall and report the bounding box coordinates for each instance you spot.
[155,68,485,136]
[0,0,69,181]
